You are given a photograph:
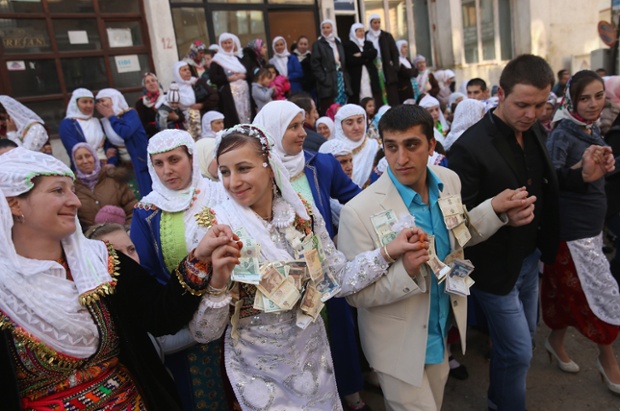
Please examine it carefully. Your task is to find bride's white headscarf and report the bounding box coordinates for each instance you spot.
[253,101,306,178]
[0,147,112,358]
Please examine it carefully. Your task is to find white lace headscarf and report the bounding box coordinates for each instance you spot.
[215,124,309,221]
[318,139,352,157]
[172,61,197,108]
[201,110,225,139]
[335,104,379,187]
[0,95,48,151]
[316,116,335,139]
[66,89,106,158]
[0,147,112,358]
[366,14,382,58]
[95,88,130,148]
[139,129,203,212]
[444,99,485,151]
[212,33,247,74]
[349,23,365,50]
[253,100,306,178]
[270,36,291,77]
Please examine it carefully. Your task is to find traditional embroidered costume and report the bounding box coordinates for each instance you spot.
[0,148,208,411]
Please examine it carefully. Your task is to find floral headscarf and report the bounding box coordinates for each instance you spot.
[141,72,164,109]
[72,142,101,191]
[186,41,207,66]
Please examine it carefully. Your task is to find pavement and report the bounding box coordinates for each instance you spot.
[360,324,620,411]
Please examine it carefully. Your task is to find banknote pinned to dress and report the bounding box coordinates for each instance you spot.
[370,209,398,246]
[232,227,261,284]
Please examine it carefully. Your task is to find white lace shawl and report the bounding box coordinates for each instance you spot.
[444,99,485,151]
[0,95,48,151]
[0,148,112,358]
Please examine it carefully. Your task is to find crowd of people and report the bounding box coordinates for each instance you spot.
[0,19,619,411]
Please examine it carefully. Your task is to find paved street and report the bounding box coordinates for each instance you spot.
[361,324,620,411]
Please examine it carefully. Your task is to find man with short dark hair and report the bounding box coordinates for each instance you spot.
[466,78,488,100]
[289,93,326,152]
[552,68,570,98]
[339,104,531,411]
[448,54,613,411]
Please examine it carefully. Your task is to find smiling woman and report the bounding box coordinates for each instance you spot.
[0,147,230,411]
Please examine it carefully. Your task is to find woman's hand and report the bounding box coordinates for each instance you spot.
[194,224,239,264]
[96,102,114,118]
[383,227,429,261]
[210,241,242,289]
[106,147,117,158]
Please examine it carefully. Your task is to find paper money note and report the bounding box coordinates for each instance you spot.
[438,195,463,216]
[304,249,323,282]
[315,268,341,301]
[300,283,323,320]
[452,222,472,247]
[371,209,398,246]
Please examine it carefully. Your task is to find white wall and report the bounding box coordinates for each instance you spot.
[144,0,180,89]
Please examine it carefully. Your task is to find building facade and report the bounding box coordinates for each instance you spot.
[0,0,608,138]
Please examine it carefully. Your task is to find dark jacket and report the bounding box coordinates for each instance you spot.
[0,251,202,411]
[134,99,160,138]
[366,30,400,85]
[344,40,381,105]
[209,61,241,128]
[311,37,351,100]
[448,110,563,295]
[303,150,361,238]
[296,52,315,93]
[241,48,266,84]
[193,69,221,116]
[397,59,418,102]
[302,126,327,152]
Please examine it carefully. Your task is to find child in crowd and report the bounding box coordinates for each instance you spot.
[266,64,290,100]
[251,68,275,111]
[157,82,186,131]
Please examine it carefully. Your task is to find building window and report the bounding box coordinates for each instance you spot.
[0,0,154,136]
[170,0,318,61]
[461,0,511,64]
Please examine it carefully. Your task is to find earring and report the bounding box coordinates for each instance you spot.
[262,162,268,168]
[16,214,24,224]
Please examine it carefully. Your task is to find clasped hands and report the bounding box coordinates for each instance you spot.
[193,224,241,289]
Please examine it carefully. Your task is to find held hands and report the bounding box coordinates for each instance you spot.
[492,187,536,227]
[105,147,117,158]
[194,224,242,289]
[384,227,430,276]
[580,145,615,182]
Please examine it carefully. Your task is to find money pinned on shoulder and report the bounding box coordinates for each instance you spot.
[371,209,398,246]
[438,194,463,217]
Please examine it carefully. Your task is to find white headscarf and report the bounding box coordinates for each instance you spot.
[95,88,129,148]
[232,34,244,58]
[0,147,112,358]
[316,116,335,139]
[414,55,431,92]
[195,137,218,181]
[214,124,310,221]
[172,61,197,109]
[270,36,290,77]
[212,33,247,74]
[366,14,382,58]
[396,40,411,68]
[201,110,225,139]
[65,88,94,120]
[139,130,204,212]
[349,23,365,50]
[320,19,340,65]
[0,95,48,151]
[449,92,466,107]
[419,94,446,125]
[444,99,485,151]
[335,104,379,187]
[253,101,306,178]
[66,89,106,158]
[318,139,352,157]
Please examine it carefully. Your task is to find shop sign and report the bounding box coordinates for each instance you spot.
[2,29,48,49]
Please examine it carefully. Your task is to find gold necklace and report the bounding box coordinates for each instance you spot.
[351,136,368,155]
[290,169,305,181]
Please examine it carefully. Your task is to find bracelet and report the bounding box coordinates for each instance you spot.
[206,277,232,296]
[382,245,396,263]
